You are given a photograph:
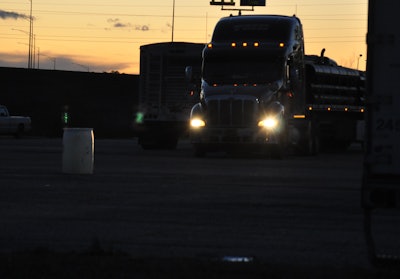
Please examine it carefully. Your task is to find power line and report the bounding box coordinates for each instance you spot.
[9,8,367,20]
[3,23,367,32]
[2,1,367,7]
[1,36,365,45]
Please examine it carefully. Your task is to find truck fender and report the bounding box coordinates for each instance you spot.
[264,101,284,117]
[190,103,204,119]
[291,119,320,155]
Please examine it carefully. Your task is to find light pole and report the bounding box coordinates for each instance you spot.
[37,47,40,68]
[171,0,175,42]
[357,54,362,70]
[28,0,33,68]
[41,53,56,70]
[13,28,35,68]
[48,57,56,70]
[73,63,90,72]
[33,34,36,68]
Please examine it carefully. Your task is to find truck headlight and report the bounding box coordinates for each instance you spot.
[258,117,278,130]
[190,118,206,128]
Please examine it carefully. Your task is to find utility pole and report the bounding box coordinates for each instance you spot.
[357,54,363,70]
[37,47,40,69]
[32,34,36,68]
[171,0,175,42]
[28,0,33,68]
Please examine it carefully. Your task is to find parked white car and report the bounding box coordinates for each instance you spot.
[0,105,31,138]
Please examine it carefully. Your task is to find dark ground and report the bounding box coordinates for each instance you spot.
[1,137,400,278]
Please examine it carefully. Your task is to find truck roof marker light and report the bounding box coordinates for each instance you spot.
[327,107,331,111]
[361,108,365,113]
[234,83,238,87]
[231,42,236,47]
[293,114,306,119]
[242,42,248,47]
[254,42,259,47]
[279,42,285,48]
[308,106,313,111]
[344,107,348,112]
[207,43,213,49]
[213,83,218,87]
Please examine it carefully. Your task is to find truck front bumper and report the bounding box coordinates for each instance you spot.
[190,127,281,146]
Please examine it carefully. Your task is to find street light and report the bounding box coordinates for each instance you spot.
[48,57,56,70]
[13,27,35,69]
[72,63,90,72]
[28,0,33,69]
[357,54,363,70]
[41,53,56,70]
[171,0,175,42]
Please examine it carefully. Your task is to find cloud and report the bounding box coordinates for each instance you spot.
[107,18,120,24]
[114,22,130,28]
[135,25,149,31]
[0,51,134,73]
[107,18,130,29]
[106,18,149,31]
[0,9,29,20]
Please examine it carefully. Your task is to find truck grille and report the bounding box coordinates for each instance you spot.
[206,98,257,127]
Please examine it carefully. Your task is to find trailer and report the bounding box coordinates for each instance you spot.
[362,0,400,264]
[133,42,204,149]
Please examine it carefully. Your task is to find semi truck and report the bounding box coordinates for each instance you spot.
[186,15,365,157]
[133,42,204,149]
[362,0,400,264]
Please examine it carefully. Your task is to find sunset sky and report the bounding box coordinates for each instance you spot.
[1,0,367,74]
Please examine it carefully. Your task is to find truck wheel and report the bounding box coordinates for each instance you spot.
[329,140,351,152]
[298,120,319,156]
[138,135,156,150]
[309,123,320,155]
[140,143,156,150]
[270,143,285,159]
[162,137,178,150]
[270,121,288,159]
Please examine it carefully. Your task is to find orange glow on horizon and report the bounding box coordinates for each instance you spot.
[0,0,367,74]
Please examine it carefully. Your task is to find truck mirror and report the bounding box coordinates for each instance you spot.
[185,66,193,82]
[286,64,291,85]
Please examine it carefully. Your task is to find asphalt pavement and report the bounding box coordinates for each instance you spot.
[1,137,400,277]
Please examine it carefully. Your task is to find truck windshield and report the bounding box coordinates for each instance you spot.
[203,53,284,84]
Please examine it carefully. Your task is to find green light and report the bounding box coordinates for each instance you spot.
[135,112,144,124]
[63,112,69,125]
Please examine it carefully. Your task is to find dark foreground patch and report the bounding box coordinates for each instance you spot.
[1,248,400,279]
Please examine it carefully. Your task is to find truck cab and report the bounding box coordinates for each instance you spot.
[188,15,305,157]
[188,14,365,157]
